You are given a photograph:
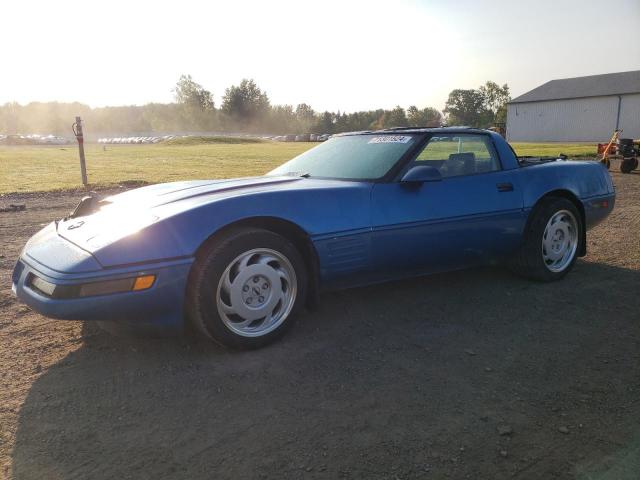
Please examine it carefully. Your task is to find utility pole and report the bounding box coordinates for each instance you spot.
[73,116,88,186]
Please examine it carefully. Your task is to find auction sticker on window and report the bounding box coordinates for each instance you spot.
[368,135,413,144]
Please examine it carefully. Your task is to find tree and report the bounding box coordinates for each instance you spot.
[383,106,409,128]
[221,79,270,125]
[0,76,506,136]
[269,104,297,133]
[0,102,25,134]
[351,110,383,131]
[479,81,510,124]
[443,89,489,127]
[172,74,215,130]
[333,111,350,132]
[444,81,511,128]
[407,106,443,127]
[173,75,214,111]
[313,111,335,134]
[295,103,315,132]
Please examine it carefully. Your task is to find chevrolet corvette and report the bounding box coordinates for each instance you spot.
[12,128,615,348]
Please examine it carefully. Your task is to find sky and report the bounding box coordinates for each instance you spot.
[1,0,639,113]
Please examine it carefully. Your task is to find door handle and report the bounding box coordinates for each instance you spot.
[497,182,514,192]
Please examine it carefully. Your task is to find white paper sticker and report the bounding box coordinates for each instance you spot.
[367,135,412,144]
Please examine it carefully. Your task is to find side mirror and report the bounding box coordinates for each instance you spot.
[401,165,442,184]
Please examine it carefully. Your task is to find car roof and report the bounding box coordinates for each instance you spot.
[334,126,492,137]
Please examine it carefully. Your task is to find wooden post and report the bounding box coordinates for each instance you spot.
[73,116,88,186]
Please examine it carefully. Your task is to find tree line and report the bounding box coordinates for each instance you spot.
[0,75,510,136]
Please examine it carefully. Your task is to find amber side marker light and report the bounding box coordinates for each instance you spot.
[29,273,157,298]
[133,275,156,291]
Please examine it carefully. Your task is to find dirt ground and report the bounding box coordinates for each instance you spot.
[1,169,639,480]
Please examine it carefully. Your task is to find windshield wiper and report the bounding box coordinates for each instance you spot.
[283,172,311,178]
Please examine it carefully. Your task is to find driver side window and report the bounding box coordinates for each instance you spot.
[414,134,500,178]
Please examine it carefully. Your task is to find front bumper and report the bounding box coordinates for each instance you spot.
[12,254,193,329]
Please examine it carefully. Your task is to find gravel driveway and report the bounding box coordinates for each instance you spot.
[1,170,639,479]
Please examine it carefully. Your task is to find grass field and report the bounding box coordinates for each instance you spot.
[0,141,598,194]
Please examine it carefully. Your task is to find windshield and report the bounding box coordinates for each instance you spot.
[268,134,420,180]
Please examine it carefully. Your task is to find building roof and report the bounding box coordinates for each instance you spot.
[510,70,640,104]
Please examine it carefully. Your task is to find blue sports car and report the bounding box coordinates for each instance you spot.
[12,128,615,348]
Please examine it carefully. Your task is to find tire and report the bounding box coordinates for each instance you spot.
[620,158,637,174]
[510,197,582,282]
[186,228,307,349]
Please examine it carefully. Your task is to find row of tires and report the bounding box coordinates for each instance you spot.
[0,134,70,145]
[95,134,331,144]
[187,197,582,350]
[97,136,175,144]
[270,134,330,142]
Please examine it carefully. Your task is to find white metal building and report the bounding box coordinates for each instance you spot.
[506,71,640,142]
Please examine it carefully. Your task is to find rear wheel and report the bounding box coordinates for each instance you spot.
[620,158,638,174]
[510,198,582,282]
[187,228,307,349]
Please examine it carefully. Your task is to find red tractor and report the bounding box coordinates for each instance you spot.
[598,130,639,174]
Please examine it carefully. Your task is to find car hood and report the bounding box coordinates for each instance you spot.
[52,175,375,270]
[56,176,302,250]
[101,176,303,209]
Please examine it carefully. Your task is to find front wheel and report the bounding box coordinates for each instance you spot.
[187,228,307,349]
[510,198,582,282]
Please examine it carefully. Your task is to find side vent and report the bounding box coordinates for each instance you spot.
[325,235,369,273]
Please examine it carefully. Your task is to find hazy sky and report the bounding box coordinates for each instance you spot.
[2,0,639,112]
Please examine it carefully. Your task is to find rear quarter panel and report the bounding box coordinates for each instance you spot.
[516,160,615,234]
[517,160,612,208]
